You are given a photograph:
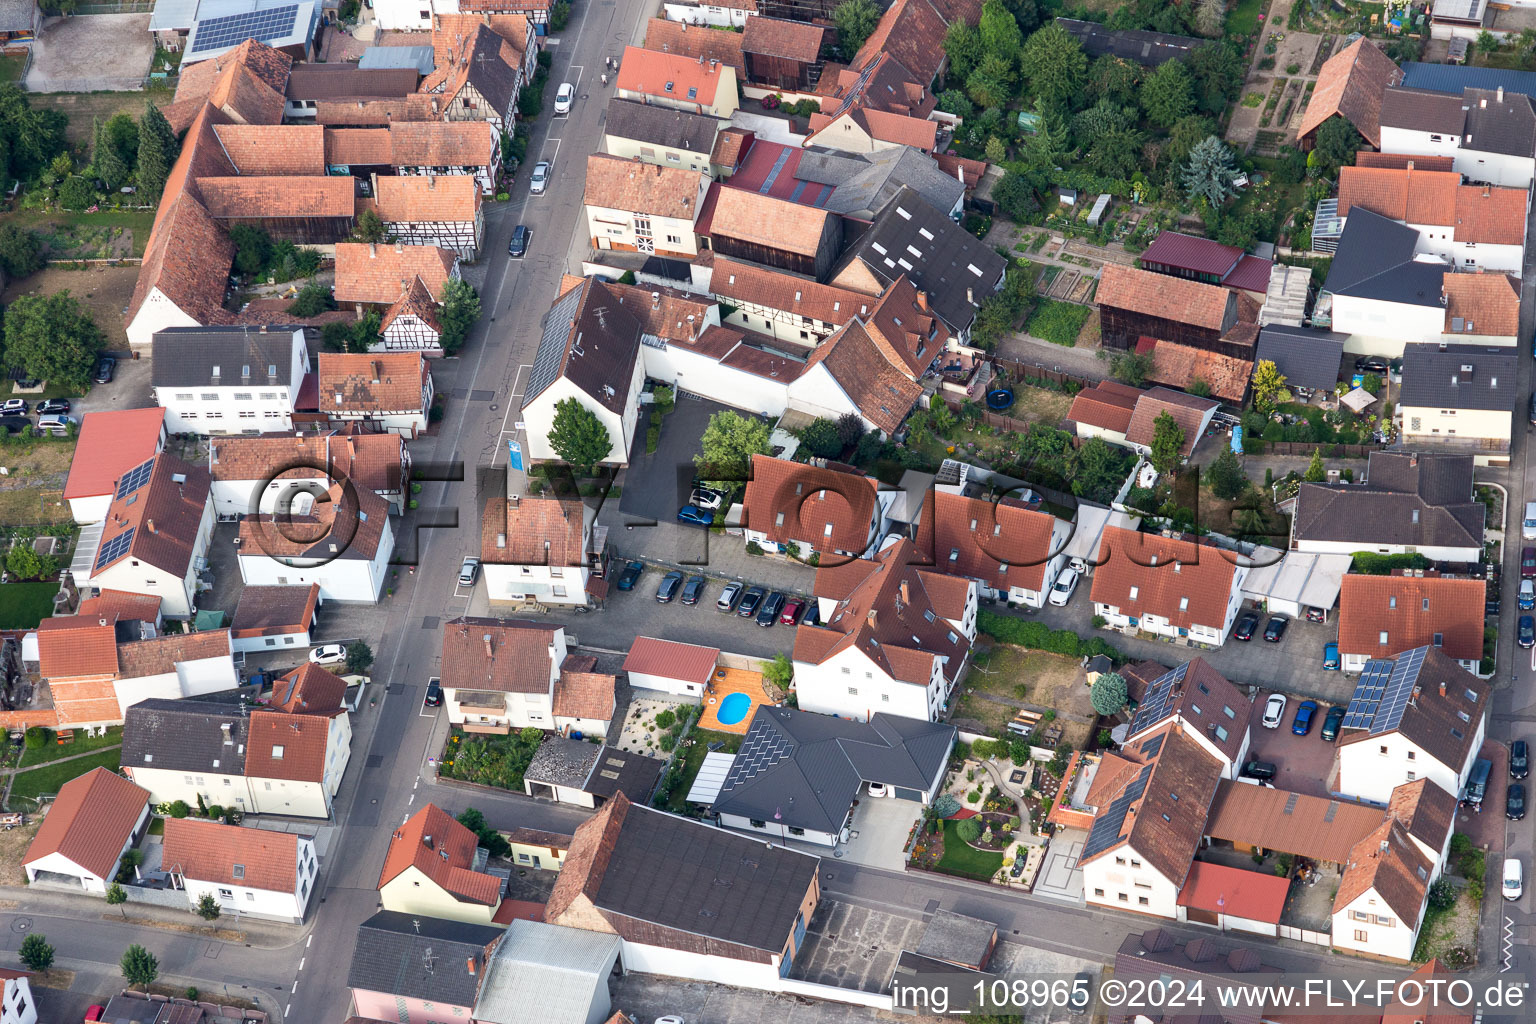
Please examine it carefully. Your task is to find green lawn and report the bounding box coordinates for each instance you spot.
[18,727,122,769]
[0,583,59,630]
[6,209,158,259]
[1024,299,1092,347]
[0,53,25,85]
[662,728,742,814]
[1228,0,1265,35]
[939,820,1005,879]
[9,749,123,804]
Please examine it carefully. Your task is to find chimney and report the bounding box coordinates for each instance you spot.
[687,313,697,340]
[482,634,494,659]
[369,242,377,258]
[899,580,909,605]
[867,608,877,627]
[147,519,156,534]
[966,287,974,305]
[371,360,384,383]
[1410,455,1418,468]
[428,175,436,190]
[395,241,404,253]
[424,834,434,850]
[1499,85,1505,103]
[1440,682,1447,697]
[1481,96,1488,108]
[467,958,477,976]
[916,291,928,311]
[652,291,661,309]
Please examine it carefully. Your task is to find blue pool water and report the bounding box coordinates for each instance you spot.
[717,692,752,726]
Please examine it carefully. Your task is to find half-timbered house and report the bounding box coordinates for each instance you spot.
[367,175,483,258]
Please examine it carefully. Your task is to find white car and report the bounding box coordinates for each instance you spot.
[1262,693,1288,729]
[690,487,724,511]
[459,557,480,587]
[554,82,574,114]
[1505,857,1523,901]
[0,399,27,415]
[867,782,890,798]
[309,644,347,666]
[530,161,550,195]
[1047,568,1079,607]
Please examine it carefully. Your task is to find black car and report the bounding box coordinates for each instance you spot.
[615,560,644,591]
[1521,615,1535,649]
[424,677,443,708]
[1321,705,1346,741]
[93,356,116,384]
[1355,355,1390,374]
[1530,392,1536,427]
[1263,615,1289,642]
[757,590,785,627]
[656,570,685,603]
[508,224,529,257]
[1240,760,1277,781]
[738,585,766,617]
[681,575,706,605]
[1509,782,1527,821]
[1512,739,1529,780]
[34,399,69,415]
[1232,612,1259,641]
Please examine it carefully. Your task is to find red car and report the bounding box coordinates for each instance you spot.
[780,598,805,625]
[1523,547,1536,579]
[85,1009,105,1023]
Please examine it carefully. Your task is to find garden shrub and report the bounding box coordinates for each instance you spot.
[956,818,982,843]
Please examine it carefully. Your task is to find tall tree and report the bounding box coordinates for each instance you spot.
[352,208,386,243]
[1193,0,1227,36]
[1088,55,1141,106]
[135,101,177,202]
[1304,448,1328,482]
[1311,115,1361,174]
[1140,60,1195,128]
[547,398,614,472]
[1206,447,1248,500]
[1021,98,1068,170]
[1070,437,1126,499]
[1149,411,1186,474]
[0,85,68,182]
[0,224,45,279]
[2,291,106,393]
[1182,134,1239,208]
[1186,39,1246,115]
[1085,126,1144,178]
[979,0,1024,66]
[831,0,883,60]
[966,53,1017,109]
[943,20,986,82]
[695,409,771,491]
[1250,359,1288,412]
[1090,673,1128,716]
[438,278,481,355]
[1021,23,1087,108]
[91,117,130,191]
[120,944,159,987]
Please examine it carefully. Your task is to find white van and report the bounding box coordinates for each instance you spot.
[1504,857,1523,901]
[1524,501,1536,541]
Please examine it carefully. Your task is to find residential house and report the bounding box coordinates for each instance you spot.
[23,768,151,893]
[1332,819,1434,962]
[661,0,753,27]
[420,14,538,134]
[1253,325,1350,397]
[794,537,976,723]
[1337,574,1485,673]
[0,969,34,1024]
[546,792,821,990]
[740,454,891,561]
[700,185,843,281]
[524,739,663,806]
[347,911,504,1020]
[1396,343,1518,464]
[1290,451,1484,562]
[1095,263,1258,360]
[914,489,1070,608]
[63,409,167,525]
[1055,18,1199,67]
[808,146,967,221]
[616,45,740,118]
[741,16,825,91]
[1123,387,1219,462]
[788,315,926,436]
[367,174,483,258]
[333,241,463,355]
[152,327,309,435]
[1068,380,1143,448]
[331,120,503,195]
[1379,84,1536,188]
[236,479,395,603]
[1089,527,1250,646]
[584,153,709,258]
[208,428,411,516]
[1148,343,1253,405]
[440,617,615,735]
[702,255,874,347]
[317,352,434,438]
[709,706,955,846]
[229,584,322,655]
[283,63,420,118]
[522,277,646,467]
[621,637,720,698]
[506,826,571,870]
[1333,646,1489,807]
[1137,232,1275,302]
[473,919,622,1024]
[851,0,976,93]
[643,17,744,74]
[1296,37,1405,150]
[1121,659,1253,776]
[161,818,318,923]
[377,803,506,924]
[481,496,596,607]
[602,97,726,175]
[804,53,938,155]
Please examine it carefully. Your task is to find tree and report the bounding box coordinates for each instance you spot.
[228,224,273,277]
[1250,359,1288,412]
[992,170,1039,221]
[943,20,986,82]
[956,817,982,843]
[936,89,974,118]
[966,54,1017,109]
[1193,0,1226,35]
[322,311,382,353]
[831,0,882,60]
[2,291,106,393]
[103,112,140,174]
[457,807,512,858]
[984,136,1008,163]
[1071,99,1136,150]
[1149,411,1186,474]
[286,282,332,317]
[58,176,97,211]
[90,117,131,192]
[762,652,792,692]
[1070,437,1126,500]
[1090,673,1128,717]
[979,0,1023,65]
[1140,60,1195,128]
[345,641,374,675]
[799,417,843,458]
[1187,377,1212,398]
[438,278,481,355]
[6,544,57,582]
[1089,55,1140,105]
[1185,40,1246,116]
[352,207,387,243]
[0,85,68,182]
[1109,349,1154,387]
[18,934,53,971]
[195,894,222,921]
[121,944,159,987]
[1084,126,1143,178]
[1206,447,1248,500]
[135,101,177,202]
[548,397,614,472]
[1166,114,1218,169]
[0,224,44,279]
[106,883,128,919]
[1477,29,1499,57]
[1022,23,1087,108]
[1021,99,1067,171]
[695,409,771,490]
[1182,134,1238,208]
[168,800,190,818]
[1304,448,1327,483]
[1312,116,1360,175]
[836,412,864,449]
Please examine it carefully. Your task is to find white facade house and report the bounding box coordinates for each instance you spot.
[1088,528,1250,647]
[584,154,707,258]
[318,352,434,439]
[1330,820,1433,963]
[111,632,241,720]
[0,972,36,1024]
[1290,452,1484,563]
[63,408,168,526]
[440,618,613,738]
[152,328,309,435]
[481,497,595,608]
[163,818,319,924]
[236,485,395,604]
[662,0,751,28]
[23,768,152,895]
[622,637,719,698]
[1378,85,1536,189]
[209,431,411,518]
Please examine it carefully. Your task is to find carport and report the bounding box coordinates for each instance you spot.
[1241,548,1352,619]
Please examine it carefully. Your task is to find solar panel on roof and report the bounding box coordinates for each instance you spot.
[96,527,136,570]
[1373,646,1428,734]
[115,458,155,499]
[1342,660,1394,730]
[1128,662,1188,735]
[187,3,301,57]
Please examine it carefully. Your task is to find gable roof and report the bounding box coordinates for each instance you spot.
[25,768,150,879]
[211,123,326,175]
[1441,272,1521,338]
[163,818,304,892]
[379,803,503,906]
[584,153,706,221]
[1292,451,1482,550]
[1204,778,1385,865]
[270,661,347,715]
[1399,343,1518,412]
[481,496,587,565]
[370,174,479,223]
[348,910,503,1006]
[1382,84,1536,158]
[741,15,825,62]
[91,452,212,579]
[813,145,967,222]
[1055,17,1199,67]
[1338,164,1459,226]
[285,63,417,101]
[121,697,251,776]
[914,490,1060,594]
[1388,777,1458,855]
[1148,342,1253,404]
[603,97,723,154]
[152,326,300,387]
[1123,387,1219,456]
[851,0,956,86]
[334,242,458,305]
[1097,263,1234,332]
[1088,527,1240,630]
[708,186,832,258]
[708,256,872,325]
[64,408,166,501]
[801,320,925,435]
[617,44,729,106]
[208,430,407,496]
[115,630,232,679]
[1068,379,1142,435]
[742,454,878,553]
[1124,659,1252,763]
[526,277,643,416]
[1297,37,1404,147]
[196,175,356,219]
[236,480,390,562]
[1334,818,1432,922]
[318,352,428,414]
[1336,647,1488,773]
[622,637,719,686]
[441,617,559,695]
[644,17,744,69]
[243,708,332,784]
[1254,325,1349,392]
[1139,232,1246,280]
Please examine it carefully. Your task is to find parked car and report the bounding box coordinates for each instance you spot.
[1464,757,1493,809]
[1505,858,1523,901]
[36,414,74,436]
[677,505,713,527]
[616,560,644,591]
[1232,612,1259,641]
[1321,705,1346,741]
[738,586,766,617]
[34,398,69,415]
[508,224,529,258]
[1525,501,1536,540]
[681,575,706,605]
[424,677,443,708]
[0,399,26,416]
[85,1008,105,1023]
[1522,580,1535,611]
[1323,642,1340,671]
[1240,760,1277,781]
[309,644,346,665]
[780,598,805,625]
[757,591,785,626]
[1354,355,1390,374]
[690,487,726,510]
[1513,739,1529,780]
[656,570,685,603]
[530,161,551,195]
[1521,615,1534,649]
[1291,699,1318,736]
[554,82,574,114]
[716,581,743,612]
[1305,607,1327,623]
[1509,782,1527,821]
[1523,547,1536,578]
[1263,615,1289,642]
[1048,568,1079,607]
[93,356,117,383]
[458,556,480,587]
[1262,693,1287,729]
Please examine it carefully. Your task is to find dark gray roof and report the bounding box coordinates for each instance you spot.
[462,28,523,116]
[1055,18,1200,67]
[1398,343,1518,412]
[913,909,998,968]
[1254,325,1348,391]
[713,707,955,835]
[1293,451,1483,550]
[525,735,601,788]
[347,910,503,1006]
[1112,932,1276,1024]
[151,327,301,388]
[583,745,664,801]
[1400,61,1536,102]
[526,279,641,415]
[1323,209,1445,306]
[1380,87,1469,136]
[120,697,251,776]
[604,97,723,154]
[1382,85,1536,159]
[816,146,966,221]
[834,186,1005,334]
[0,0,34,32]
[594,801,820,953]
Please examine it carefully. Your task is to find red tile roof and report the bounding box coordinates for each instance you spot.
[801,320,924,435]
[1441,272,1521,338]
[584,153,707,220]
[1336,574,1485,662]
[709,256,873,325]
[1177,860,1289,924]
[1068,380,1141,435]
[196,176,357,219]
[644,17,745,69]
[622,637,720,685]
[1088,527,1240,631]
[162,817,303,892]
[1338,165,1460,225]
[1097,263,1234,331]
[379,803,502,905]
[1454,184,1528,245]
[208,430,407,496]
[63,408,166,500]
[1334,818,1432,922]
[915,490,1060,594]
[270,661,347,715]
[231,584,321,641]
[24,767,150,880]
[244,708,331,784]
[116,630,232,679]
[37,615,122,680]
[1204,778,1384,864]
[441,617,558,694]
[709,186,831,257]
[742,15,825,62]
[323,128,393,166]
[94,453,213,579]
[211,124,326,176]
[553,669,616,721]
[481,496,587,565]
[851,0,970,86]
[1148,342,1253,404]
[318,353,429,414]
[1124,388,1219,457]
[617,45,730,106]
[1297,37,1404,147]
[742,454,878,554]
[371,174,480,223]
[1139,232,1244,279]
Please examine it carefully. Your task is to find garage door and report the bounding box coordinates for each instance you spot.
[895,787,924,801]
[1186,907,1219,925]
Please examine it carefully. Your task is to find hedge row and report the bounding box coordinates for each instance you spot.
[979,609,1122,662]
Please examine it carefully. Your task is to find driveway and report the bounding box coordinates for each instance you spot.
[1033,827,1087,904]
[1245,689,1345,797]
[25,15,154,92]
[618,394,732,523]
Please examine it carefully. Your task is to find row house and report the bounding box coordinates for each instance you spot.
[317,353,434,438]
[439,617,616,736]
[480,496,596,608]
[209,429,411,516]
[325,122,502,196]
[1380,84,1536,189]
[422,14,539,134]
[643,17,744,76]
[914,489,1070,610]
[1088,527,1250,646]
[805,53,937,155]
[334,241,463,355]
[584,153,709,258]
[740,454,892,562]
[616,45,740,119]
[702,255,874,348]
[660,0,753,28]
[367,173,484,258]
[236,481,396,603]
[152,327,309,436]
[601,97,729,176]
[1396,343,1518,464]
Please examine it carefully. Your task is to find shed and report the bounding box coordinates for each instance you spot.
[1087,193,1112,226]
[1177,861,1288,935]
[522,736,602,807]
[473,919,621,1024]
[1254,325,1348,393]
[913,909,999,970]
[1057,187,1078,205]
[359,45,434,74]
[622,636,719,697]
[1061,505,1142,568]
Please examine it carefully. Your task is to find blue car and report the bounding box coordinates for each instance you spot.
[615,560,644,591]
[1323,642,1340,671]
[1292,699,1318,736]
[1522,615,1535,649]
[677,505,713,527]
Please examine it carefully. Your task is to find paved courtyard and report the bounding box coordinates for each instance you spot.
[25,14,154,91]
[1244,689,1346,797]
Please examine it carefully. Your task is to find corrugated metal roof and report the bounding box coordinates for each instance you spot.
[1400,61,1536,100]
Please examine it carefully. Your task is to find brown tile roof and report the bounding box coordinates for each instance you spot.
[708,186,831,257]
[334,242,458,305]
[481,496,587,565]
[553,669,616,721]
[389,121,496,167]
[1123,387,1218,456]
[36,616,118,679]
[1098,263,1233,331]
[237,481,390,561]
[382,275,443,335]
[1337,574,1485,662]
[244,708,331,784]
[232,584,321,639]
[584,153,706,221]
[318,352,428,414]
[24,767,150,879]
[379,803,502,905]
[863,275,938,378]
[1338,165,1459,225]
[851,0,950,85]
[617,44,729,106]
[315,94,442,125]
[1356,152,1456,171]
[209,429,407,496]
[212,124,325,175]
[1297,37,1404,147]
[1388,778,1457,856]
[163,818,303,892]
[173,40,293,124]
[1333,818,1432,922]
[116,631,232,678]
[622,637,719,685]
[602,279,715,343]
[933,152,986,189]
[1124,658,1252,763]
[743,454,878,553]
[914,490,1060,594]
[710,127,752,170]
[1088,527,1239,631]
[1204,779,1384,864]
[1337,648,1487,774]
[94,453,212,579]
[1068,380,1141,434]
[429,12,532,69]
[441,616,559,694]
[324,128,393,166]
[285,63,419,102]
[742,15,825,62]
[1454,184,1529,245]
[77,590,164,624]
[50,680,122,729]
[196,176,356,219]
[644,17,744,69]
[1148,342,1253,404]
[1442,272,1521,337]
[527,278,642,416]
[64,408,166,501]
[372,174,479,223]
[270,661,347,716]
[801,320,924,435]
[709,256,872,325]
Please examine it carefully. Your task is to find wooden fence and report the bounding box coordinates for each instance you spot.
[991,356,1096,391]
[1251,440,1386,458]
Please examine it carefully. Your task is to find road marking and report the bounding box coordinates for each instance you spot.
[306,935,313,948]
[570,64,583,91]
[419,702,438,719]
[298,958,305,971]
[413,777,419,790]
[285,1006,290,1016]
[408,792,415,805]
[291,981,298,994]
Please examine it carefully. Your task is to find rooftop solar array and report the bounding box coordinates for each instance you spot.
[96,527,136,570]
[525,286,583,406]
[1127,662,1189,736]
[1340,647,1430,733]
[187,3,301,58]
[1080,766,1150,861]
[1341,660,1394,730]
[115,458,155,500]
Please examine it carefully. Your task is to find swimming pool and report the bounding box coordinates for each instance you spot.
[716,691,752,726]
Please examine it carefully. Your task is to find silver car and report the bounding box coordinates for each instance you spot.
[530,161,550,195]
[459,557,480,587]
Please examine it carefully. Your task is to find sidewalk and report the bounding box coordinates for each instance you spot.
[0,884,303,949]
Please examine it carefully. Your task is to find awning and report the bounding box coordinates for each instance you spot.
[1240,549,1353,612]
[685,751,737,805]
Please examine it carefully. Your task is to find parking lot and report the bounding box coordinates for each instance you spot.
[1244,689,1346,798]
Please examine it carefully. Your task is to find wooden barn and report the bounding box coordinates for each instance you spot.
[742,17,826,91]
[195,177,357,244]
[1096,264,1246,354]
[700,186,842,282]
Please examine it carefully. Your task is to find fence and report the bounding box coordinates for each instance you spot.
[1250,440,1385,458]
[70,1,157,10]
[991,356,1096,391]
